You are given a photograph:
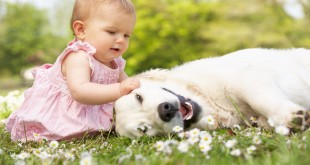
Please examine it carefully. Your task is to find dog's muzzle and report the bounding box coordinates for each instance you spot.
[160,88,201,128]
[157,102,179,122]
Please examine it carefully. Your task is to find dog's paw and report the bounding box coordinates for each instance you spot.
[134,123,152,134]
[289,110,310,132]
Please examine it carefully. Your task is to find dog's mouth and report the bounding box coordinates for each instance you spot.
[162,88,194,120]
[179,98,194,120]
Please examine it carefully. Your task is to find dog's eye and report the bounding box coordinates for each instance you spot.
[135,94,143,103]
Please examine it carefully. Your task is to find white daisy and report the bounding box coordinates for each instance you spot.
[225,139,237,149]
[206,115,215,125]
[177,141,190,153]
[187,136,200,145]
[246,145,256,154]
[49,140,59,149]
[80,154,92,165]
[189,128,200,138]
[250,116,258,123]
[199,132,212,144]
[230,149,241,156]
[253,136,262,145]
[16,152,30,160]
[199,142,212,153]
[154,141,165,152]
[172,125,183,133]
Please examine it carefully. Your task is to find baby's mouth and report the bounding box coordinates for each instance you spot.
[111,48,120,52]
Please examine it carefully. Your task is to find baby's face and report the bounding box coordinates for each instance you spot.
[83,5,136,66]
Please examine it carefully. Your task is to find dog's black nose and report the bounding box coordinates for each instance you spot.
[158,102,178,122]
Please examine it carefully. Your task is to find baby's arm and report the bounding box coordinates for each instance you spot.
[62,51,138,105]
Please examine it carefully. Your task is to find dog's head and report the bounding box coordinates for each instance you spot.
[114,83,202,138]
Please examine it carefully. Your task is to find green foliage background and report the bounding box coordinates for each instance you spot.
[0,0,310,76]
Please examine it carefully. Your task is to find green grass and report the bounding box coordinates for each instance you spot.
[0,124,310,165]
[1,90,310,165]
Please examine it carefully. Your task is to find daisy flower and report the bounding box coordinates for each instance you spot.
[189,128,200,138]
[32,133,41,141]
[172,126,183,133]
[64,152,75,161]
[199,132,212,145]
[217,136,223,141]
[38,151,50,160]
[154,141,165,152]
[225,139,237,149]
[135,154,146,161]
[230,149,241,156]
[178,132,186,138]
[16,152,30,160]
[199,142,212,153]
[246,145,256,154]
[32,148,41,156]
[80,154,92,165]
[250,116,258,123]
[187,136,200,145]
[14,160,26,165]
[253,136,262,145]
[177,141,190,153]
[49,140,59,149]
[206,115,215,125]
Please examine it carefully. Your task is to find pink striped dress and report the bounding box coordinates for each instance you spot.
[6,40,125,141]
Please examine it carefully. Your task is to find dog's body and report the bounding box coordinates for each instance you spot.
[115,48,310,138]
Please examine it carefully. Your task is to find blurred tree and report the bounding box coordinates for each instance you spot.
[126,0,217,74]
[124,0,310,75]
[0,2,66,75]
[0,2,47,75]
[1,0,310,77]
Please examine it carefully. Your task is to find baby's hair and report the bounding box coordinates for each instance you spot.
[70,0,136,34]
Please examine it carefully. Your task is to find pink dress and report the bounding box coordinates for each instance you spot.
[6,40,125,141]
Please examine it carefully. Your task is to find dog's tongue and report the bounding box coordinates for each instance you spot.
[180,102,193,120]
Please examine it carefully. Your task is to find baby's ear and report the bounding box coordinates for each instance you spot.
[72,20,86,40]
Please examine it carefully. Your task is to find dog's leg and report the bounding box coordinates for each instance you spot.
[289,110,310,132]
[237,84,310,132]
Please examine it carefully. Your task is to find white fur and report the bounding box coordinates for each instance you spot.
[115,48,310,138]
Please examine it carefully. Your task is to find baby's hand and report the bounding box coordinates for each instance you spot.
[119,78,140,96]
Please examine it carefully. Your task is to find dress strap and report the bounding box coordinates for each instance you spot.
[57,39,97,75]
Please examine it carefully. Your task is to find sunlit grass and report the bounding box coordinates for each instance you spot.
[1,91,310,165]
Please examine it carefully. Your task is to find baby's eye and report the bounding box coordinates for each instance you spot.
[107,31,115,34]
[124,34,130,38]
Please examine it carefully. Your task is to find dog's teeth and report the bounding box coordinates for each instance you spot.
[185,102,192,109]
[184,102,194,120]
[185,114,193,120]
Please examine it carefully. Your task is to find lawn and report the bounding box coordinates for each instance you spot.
[1,90,310,165]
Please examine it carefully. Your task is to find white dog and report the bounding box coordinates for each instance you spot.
[115,48,310,138]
